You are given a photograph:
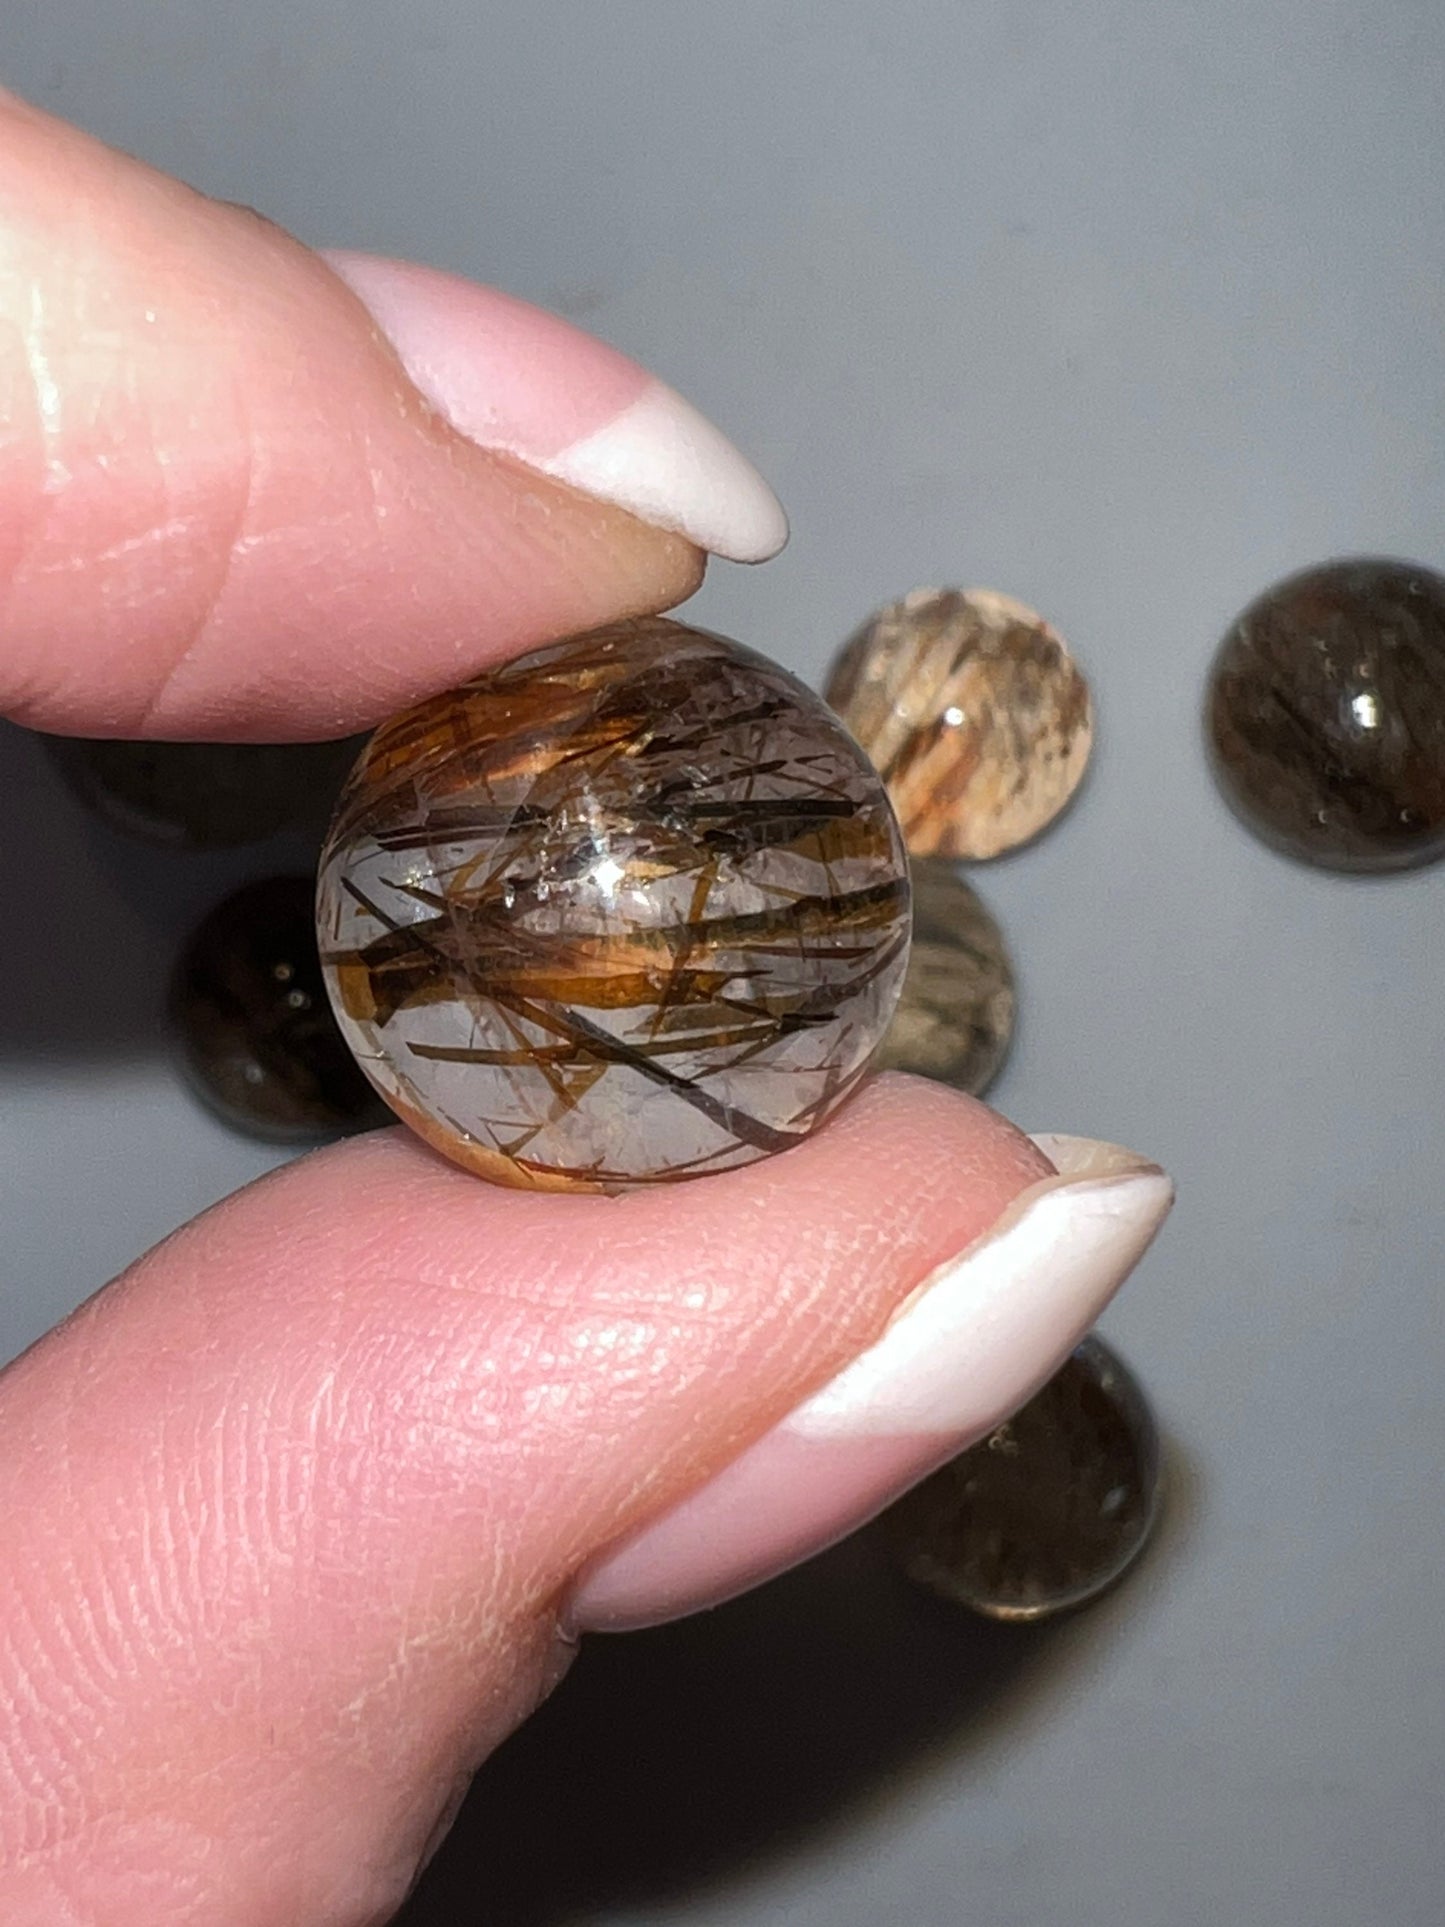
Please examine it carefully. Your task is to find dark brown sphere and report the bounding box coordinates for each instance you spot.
[47,736,368,850]
[881,1338,1162,1622]
[171,877,391,1142]
[1206,558,1445,872]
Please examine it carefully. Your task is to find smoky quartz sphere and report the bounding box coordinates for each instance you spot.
[1207,557,1445,872]
[47,736,367,849]
[172,878,390,1142]
[316,619,912,1189]
[883,1337,1161,1622]
[875,858,1014,1097]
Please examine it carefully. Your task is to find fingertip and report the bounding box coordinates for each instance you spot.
[322,251,789,563]
[0,114,709,738]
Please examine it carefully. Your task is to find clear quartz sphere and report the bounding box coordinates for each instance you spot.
[316,618,911,1190]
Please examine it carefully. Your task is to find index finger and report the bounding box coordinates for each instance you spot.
[0,95,784,741]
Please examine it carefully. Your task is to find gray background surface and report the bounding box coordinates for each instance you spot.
[3,3,1444,1922]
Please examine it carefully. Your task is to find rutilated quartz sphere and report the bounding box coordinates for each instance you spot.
[874,857,1015,1097]
[825,588,1093,860]
[1206,557,1445,872]
[316,618,911,1190]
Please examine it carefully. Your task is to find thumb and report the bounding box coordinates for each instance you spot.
[0,1081,1170,1926]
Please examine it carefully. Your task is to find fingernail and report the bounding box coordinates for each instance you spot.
[322,250,788,564]
[566,1137,1173,1633]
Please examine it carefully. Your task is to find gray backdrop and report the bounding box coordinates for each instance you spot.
[3,4,1443,1923]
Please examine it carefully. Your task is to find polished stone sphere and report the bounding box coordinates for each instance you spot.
[882,1337,1161,1622]
[1207,557,1445,872]
[316,618,911,1190]
[172,877,391,1142]
[875,858,1014,1097]
[826,588,1093,860]
[48,736,367,849]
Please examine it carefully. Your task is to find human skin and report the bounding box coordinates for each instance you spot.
[0,91,1171,1926]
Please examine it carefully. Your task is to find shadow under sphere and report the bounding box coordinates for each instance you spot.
[401,1528,1085,1926]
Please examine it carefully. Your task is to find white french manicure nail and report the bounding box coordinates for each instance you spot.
[323,250,789,563]
[544,381,789,564]
[567,1138,1173,1633]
